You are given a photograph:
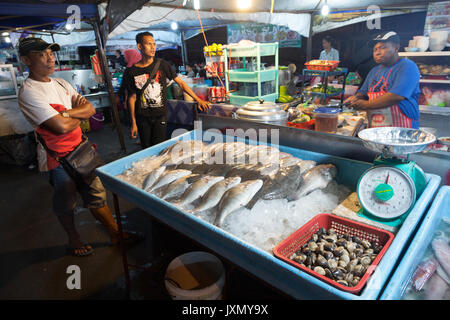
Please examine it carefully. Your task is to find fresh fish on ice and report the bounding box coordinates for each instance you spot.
[190,177,242,213]
[247,165,303,209]
[175,175,225,206]
[214,179,263,227]
[206,164,234,177]
[142,166,166,191]
[424,273,449,300]
[160,174,201,200]
[289,164,337,201]
[280,156,302,168]
[148,169,192,192]
[412,257,439,291]
[432,238,450,276]
[298,160,317,174]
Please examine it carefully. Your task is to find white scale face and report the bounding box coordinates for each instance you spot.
[358,166,416,220]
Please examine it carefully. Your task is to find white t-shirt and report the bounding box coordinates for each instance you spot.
[319,48,339,61]
[18,77,80,171]
[18,77,78,128]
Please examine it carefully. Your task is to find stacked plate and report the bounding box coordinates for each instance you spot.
[234,100,288,125]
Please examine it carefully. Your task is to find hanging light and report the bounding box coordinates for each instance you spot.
[193,0,200,10]
[5,37,11,43]
[65,23,74,31]
[237,0,251,10]
[321,1,329,16]
[171,21,178,31]
[2,32,9,36]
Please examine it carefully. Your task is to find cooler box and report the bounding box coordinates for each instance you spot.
[380,186,450,300]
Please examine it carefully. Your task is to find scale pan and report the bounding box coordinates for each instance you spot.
[358,127,436,156]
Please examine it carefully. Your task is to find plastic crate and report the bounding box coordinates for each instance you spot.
[305,60,340,71]
[228,68,277,83]
[273,213,395,294]
[380,186,450,300]
[229,92,278,106]
[227,43,278,58]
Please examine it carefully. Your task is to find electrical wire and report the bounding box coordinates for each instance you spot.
[126,3,184,25]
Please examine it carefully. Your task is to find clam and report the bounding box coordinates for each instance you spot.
[316,254,328,268]
[345,272,354,283]
[317,242,325,255]
[361,240,372,249]
[346,242,356,254]
[324,236,335,244]
[333,246,345,257]
[328,259,338,271]
[374,245,383,254]
[324,242,335,252]
[311,233,319,242]
[352,276,361,286]
[344,233,352,241]
[308,241,319,252]
[305,256,312,266]
[293,254,307,264]
[317,227,326,236]
[352,236,362,245]
[353,264,366,277]
[302,247,312,255]
[310,252,317,265]
[328,228,337,235]
[332,268,345,280]
[337,280,348,286]
[360,256,372,266]
[314,266,326,276]
[325,268,334,279]
[364,248,374,255]
[323,251,334,260]
[340,254,350,264]
[336,238,347,247]
[290,253,297,260]
[338,260,349,268]
[354,248,364,257]
[349,252,357,260]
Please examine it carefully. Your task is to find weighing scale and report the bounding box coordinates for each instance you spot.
[356,128,436,228]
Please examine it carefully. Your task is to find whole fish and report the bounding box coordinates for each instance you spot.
[432,238,450,276]
[190,176,242,213]
[424,273,449,300]
[148,169,192,192]
[214,179,263,227]
[247,165,303,209]
[288,164,337,201]
[160,140,205,157]
[175,175,225,206]
[142,166,166,191]
[412,257,439,291]
[160,174,201,200]
[298,160,317,174]
[206,164,234,177]
[225,163,256,178]
[280,156,302,168]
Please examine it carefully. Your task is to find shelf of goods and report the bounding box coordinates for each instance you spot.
[95,130,440,299]
[224,42,279,106]
[380,186,449,300]
[302,68,349,103]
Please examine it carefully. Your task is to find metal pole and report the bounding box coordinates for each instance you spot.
[51,33,61,70]
[307,13,314,61]
[181,30,188,66]
[92,14,127,153]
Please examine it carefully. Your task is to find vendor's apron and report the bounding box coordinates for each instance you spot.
[367,65,413,128]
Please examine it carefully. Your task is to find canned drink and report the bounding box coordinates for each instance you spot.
[208,87,216,103]
[218,62,224,77]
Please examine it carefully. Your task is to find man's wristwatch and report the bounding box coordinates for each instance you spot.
[60,111,70,118]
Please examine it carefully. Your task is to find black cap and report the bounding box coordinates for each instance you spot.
[18,37,60,56]
[371,31,400,45]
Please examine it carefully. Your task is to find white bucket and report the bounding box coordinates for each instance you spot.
[164,251,225,300]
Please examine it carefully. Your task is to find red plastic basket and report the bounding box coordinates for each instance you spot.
[273,213,395,294]
[305,60,340,71]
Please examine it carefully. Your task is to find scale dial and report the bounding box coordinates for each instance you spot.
[357,166,416,220]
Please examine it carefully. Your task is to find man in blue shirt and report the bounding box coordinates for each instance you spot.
[345,32,421,128]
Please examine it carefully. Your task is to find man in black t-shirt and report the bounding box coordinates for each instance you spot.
[123,32,210,149]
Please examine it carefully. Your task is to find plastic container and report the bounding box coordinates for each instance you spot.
[380,186,450,300]
[193,85,208,101]
[313,107,340,133]
[305,60,340,71]
[89,111,104,131]
[164,251,226,300]
[273,213,395,294]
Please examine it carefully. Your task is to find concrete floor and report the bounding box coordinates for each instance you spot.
[0,120,288,300]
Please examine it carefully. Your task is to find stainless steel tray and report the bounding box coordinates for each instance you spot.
[358,127,436,156]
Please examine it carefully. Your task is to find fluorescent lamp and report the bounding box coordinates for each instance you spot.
[237,0,251,10]
[194,0,200,10]
[171,22,178,31]
[2,32,9,36]
[321,4,329,16]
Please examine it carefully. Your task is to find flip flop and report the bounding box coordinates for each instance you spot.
[66,244,94,257]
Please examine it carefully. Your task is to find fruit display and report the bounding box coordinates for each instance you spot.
[278,95,294,103]
[305,60,340,71]
[204,43,224,57]
[308,84,342,95]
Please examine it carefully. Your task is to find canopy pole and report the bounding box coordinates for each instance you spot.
[181,30,188,66]
[307,13,314,61]
[51,33,61,70]
[92,14,127,153]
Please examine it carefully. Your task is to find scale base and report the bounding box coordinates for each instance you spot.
[357,208,408,228]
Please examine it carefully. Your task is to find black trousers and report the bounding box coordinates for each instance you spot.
[136,114,167,149]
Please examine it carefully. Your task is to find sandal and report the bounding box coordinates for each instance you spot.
[66,244,94,257]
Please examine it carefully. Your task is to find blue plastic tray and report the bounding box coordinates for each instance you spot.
[380,186,449,300]
[95,130,441,299]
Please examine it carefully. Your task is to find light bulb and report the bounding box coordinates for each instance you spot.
[194,0,200,10]
[171,22,178,30]
[237,0,251,10]
[65,23,73,31]
[2,32,9,36]
[321,4,329,16]
[5,37,11,43]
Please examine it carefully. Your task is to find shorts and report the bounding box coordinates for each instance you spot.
[47,165,107,216]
